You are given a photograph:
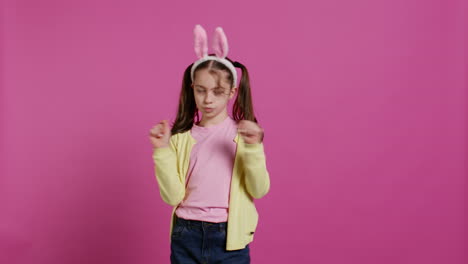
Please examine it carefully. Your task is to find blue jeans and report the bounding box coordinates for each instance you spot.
[170,215,250,264]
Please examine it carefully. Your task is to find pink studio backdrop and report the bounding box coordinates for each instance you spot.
[1,0,467,263]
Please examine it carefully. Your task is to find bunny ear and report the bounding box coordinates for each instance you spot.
[213,27,229,58]
[194,24,208,59]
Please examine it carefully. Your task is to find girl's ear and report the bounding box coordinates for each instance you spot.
[194,24,208,59]
[213,27,229,58]
[229,86,238,99]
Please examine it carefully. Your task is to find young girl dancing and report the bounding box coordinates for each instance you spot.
[149,24,270,264]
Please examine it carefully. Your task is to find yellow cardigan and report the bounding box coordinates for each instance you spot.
[152,130,270,251]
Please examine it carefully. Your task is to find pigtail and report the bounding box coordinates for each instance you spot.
[171,64,200,135]
[232,61,258,123]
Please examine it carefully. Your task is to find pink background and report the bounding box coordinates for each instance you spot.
[1,0,467,263]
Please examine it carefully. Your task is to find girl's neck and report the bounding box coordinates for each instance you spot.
[198,111,229,127]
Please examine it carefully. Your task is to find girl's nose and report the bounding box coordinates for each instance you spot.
[204,92,214,104]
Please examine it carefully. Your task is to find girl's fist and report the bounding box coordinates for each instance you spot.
[149,120,171,149]
[238,120,264,144]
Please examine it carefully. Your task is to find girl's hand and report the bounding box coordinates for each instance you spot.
[149,120,171,149]
[238,120,264,144]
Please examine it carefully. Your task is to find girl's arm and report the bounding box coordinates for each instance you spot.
[152,135,185,206]
[237,120,270,199]
[242,141,271,199]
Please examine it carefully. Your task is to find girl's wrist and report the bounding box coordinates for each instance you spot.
[154,144,169,150]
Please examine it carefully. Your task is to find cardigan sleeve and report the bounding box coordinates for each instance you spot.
[152,136,185,206]
[241,142,271,199]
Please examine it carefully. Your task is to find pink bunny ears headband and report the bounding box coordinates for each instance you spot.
[190,24,237,87]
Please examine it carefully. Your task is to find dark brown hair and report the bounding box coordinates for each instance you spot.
[171,55,257,135]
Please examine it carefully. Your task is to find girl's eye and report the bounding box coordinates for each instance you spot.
[214,89,226,95]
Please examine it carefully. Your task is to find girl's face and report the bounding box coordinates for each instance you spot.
[192,68,237,123]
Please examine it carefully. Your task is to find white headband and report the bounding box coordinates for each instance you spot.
[190,25,237,87]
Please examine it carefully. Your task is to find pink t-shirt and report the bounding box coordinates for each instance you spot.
[175,116,238,223]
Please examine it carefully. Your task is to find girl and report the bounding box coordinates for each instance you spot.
[149,25,270,264]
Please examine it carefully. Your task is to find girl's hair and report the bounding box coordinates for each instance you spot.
[171,55,257,135]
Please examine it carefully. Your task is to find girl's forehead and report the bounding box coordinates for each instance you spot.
[192,83,228,90]
[195,69,230,82]
[193,72,230,89]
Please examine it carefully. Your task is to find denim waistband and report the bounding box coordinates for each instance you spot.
[175,215,227,231]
